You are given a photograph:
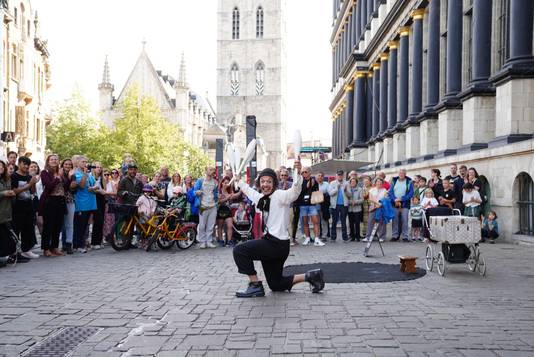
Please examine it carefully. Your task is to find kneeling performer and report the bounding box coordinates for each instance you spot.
[233,161,325,298]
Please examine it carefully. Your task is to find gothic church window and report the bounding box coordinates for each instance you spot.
[232,7,240,40]
[255,61,265,96]
[256,6,264,38]
[231,63,239,96]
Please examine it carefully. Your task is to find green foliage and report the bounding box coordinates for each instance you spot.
[46,87,211,177]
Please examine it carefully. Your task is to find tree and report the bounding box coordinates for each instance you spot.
[47,87,211,177]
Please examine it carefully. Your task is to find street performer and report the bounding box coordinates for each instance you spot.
[232,161,325,298]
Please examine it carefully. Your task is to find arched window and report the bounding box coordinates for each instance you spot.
[256,6,264,38]
[516,172,534,236]
[232,7,240,40]
[230,63,239,96]
[255,61,265,96]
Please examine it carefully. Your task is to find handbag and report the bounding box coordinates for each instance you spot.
[310,191,324,204]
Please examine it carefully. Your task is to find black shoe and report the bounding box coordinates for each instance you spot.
[350,237,356,241]
[16,254,30,263]
[402,238,410,242]
[235,282,265,298]
[305,269,325,293]
[489,239,495,244]
[391,237,399,242]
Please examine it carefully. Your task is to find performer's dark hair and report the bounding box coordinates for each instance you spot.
[256,168,279,189]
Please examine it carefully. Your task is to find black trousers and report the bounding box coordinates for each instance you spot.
[348,211,361,239]
[73,211,92,249]
[12,201,37,253]
[291,206,300,239]
[91,197,106,246]
[233,234,294,292]
[481,228,499,240]
[0,222,17,257]
[41,196,66,251]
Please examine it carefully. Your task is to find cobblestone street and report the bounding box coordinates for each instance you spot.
[1,240,534,357]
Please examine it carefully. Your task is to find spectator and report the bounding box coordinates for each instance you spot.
[216,176,235,247]
[39,154,69,257]
[166,172,182,202]
[194,166,218,249]
[316,171,330,240]
[346,177,363,241]
[103,168,118,243]
[168,186,187,220]
[378,172,390,190]
[438,178,456,210]
[72,156,97,254]
[278,169,297,245]
[389,169,414,242]
[481,211,499,243]
[7,151,18,169]
[0,160,16,261]
[159,165,171,184]
[409,196,424,241]
[117,163,143,205]
[456,165,468,211]
[422,189,439,210]
[297,167,324,246]
[90,162,107,250]
[360,176,372,239]
[462,182,482,218]
[136,184,158,224]
[468,167,487,216]
[363,177,388,242]
[328,170,349,242]
[417,176,428,201]
[11,156,39,259]
[60,159,75,254]
[428,168,443,197]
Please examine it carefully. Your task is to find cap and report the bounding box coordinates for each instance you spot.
[142,184,154,192]
[337,170,344,175]
[127,163,138,169]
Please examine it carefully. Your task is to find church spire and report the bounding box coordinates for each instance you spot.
[177,52,188,88]
[99,55,112,88]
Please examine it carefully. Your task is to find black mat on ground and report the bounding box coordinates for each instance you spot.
[283,262,426,283]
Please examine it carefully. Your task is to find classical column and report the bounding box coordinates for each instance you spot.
[387,41,398,130]
[367,0,373,23]
[409,9,424,120]
[379,53,388,135]
[361,0,367,38]
[506,0,534,68]
[354,72,367,144]
[366,71,373,141]
[444,0,462,101]
[471,0,492,87]
[372,63,380,137]
[398,27,409,125]
[354,2,361,48]
[425,0,440,110]
[346,84,354,147]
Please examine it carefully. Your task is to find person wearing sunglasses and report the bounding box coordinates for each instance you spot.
[296,167,324,246]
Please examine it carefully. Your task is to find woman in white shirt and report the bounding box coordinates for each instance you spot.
[363,177,388,242]
[233,163,325,298]
[166,172,182,202]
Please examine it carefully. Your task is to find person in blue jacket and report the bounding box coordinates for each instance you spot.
[388,169,414,242]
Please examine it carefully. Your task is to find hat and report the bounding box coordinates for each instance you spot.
[142,184,154,192]
[337,170,344,175]
[127,163,138,169]
[173,186,183,194]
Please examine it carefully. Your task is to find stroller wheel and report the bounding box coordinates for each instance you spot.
[477,253,486,276]
[436,252,446,277]
[425,245,434,272]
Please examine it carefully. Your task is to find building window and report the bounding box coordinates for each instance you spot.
[439,0,448,98]
[14,7,17,26]
[463,0,473,86]
[230,63,239,96]
[497,0,510,68]
[36,117,41,144]
[232,7,240,40]
[516,173,534,236]
[256,6,264,38]
[255,61,265,95]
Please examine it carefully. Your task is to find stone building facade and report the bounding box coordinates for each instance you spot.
[99,48,224,160]
[217,0,287,169]
[330,0,534,241]
[0,0,51,164]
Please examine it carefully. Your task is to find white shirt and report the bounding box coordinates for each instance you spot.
[463,190,481,207]
[238,175,302,240]
[421,197,438,209]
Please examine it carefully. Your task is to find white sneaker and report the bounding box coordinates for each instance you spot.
[379,238,384,242]
[206,242,217,248]
[361,238,369,242]
[302,237,311,246]
[77,248,87,253]
[199,243,207,249]
[314,239,325,247]
[21,251,39,259]
[92,245,102,250]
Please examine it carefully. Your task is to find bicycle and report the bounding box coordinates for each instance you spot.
[108,203,163,251]
[145,209,196,251]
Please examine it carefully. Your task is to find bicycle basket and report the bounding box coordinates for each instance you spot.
[108,203,138,215]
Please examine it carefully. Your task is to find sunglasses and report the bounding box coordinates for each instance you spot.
[111,171,119,175]
[301,171,309,174]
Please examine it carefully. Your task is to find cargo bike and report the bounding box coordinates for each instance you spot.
[423,208,486,277]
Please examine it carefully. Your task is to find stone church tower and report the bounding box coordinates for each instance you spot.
[217,0,287,169]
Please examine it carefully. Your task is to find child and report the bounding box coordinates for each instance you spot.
[421,189,438,210]
[233,201,249,224]
[481,211,499,244]
[409,196,424,241]
[136,184,157,224]
[417,177,428,201]
[462,182,482,218]
[169,186,187,220]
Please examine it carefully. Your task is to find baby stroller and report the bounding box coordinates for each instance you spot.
[423,208,486,277]
[232,202,253,242]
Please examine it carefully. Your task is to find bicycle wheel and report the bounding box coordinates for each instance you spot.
[156,233,174,250]
[176,227,196,250]
[111,216,133,251]
[145,231,160,252]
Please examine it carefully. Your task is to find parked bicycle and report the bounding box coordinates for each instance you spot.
[145,209,196,251]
